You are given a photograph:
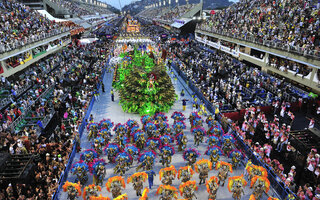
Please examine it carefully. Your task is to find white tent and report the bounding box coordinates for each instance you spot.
[37,10,68,22]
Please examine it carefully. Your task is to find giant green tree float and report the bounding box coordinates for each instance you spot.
[113,49,177,115]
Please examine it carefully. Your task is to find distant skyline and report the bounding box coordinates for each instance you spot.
[105,0,239,9]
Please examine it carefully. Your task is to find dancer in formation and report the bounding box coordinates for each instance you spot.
[250,176,270,200]
[91,159,106,186]
[206,176,219,200]
[71,161,89,185]
[82,184,101,200]
[194,159,212,185]
[106,176,126,199]
[127,172,148,196]
[179,180,198,200]
[62,181,81,200]
[159,165,177,185]
[183,148,200,167]
[227,175,247,200]
[178,166,195,183]
[156,185,178,200]
[216,161,233,186]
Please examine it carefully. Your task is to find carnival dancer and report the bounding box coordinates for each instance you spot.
[87,122,99,141]
[179,180,198,200]
[159,145,175,167]
[62,181,81,200]
[132,130,146,150]
[206,135,220,147]
[99,119,114,131]
[146,137,161,152]
[177,166,195,183]
[137,150,156,171]
[144,122,157,138]
[89,194,110,200]
[205,146,223,168]
[191,126,206,146]
[156,185,178,200]
[183,148,201,167]
[71,161,89,185]
[91,159,106,186]
[246,164,268,182]
[195,159,212,185]
[159,165,177,185]
[103,143,121,163]
[221,134,235,155]
[206,176,219,200]
[160,134,173,146]
[92,136,105,155]
[172,121,186,135]
[127,172,148,196]
[171,111,186,123]
[83,184,101,200]
[124,144,140,166]
[114,152,132,176]
[216,161,233,186]
[227,175,247,200]
[175,132,188,152]
[250,176,270,200]
[228,149,245,169]
[106,176,126,199]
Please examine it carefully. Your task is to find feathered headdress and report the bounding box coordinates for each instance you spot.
[171,111,186,121]
[215,161,233,173]
[71,160,89,173]
[89,194,110,200]
[83,184,101,200]
[144,122,157,131]
[113,193,128,200]
[191,126,206,136]
[154,112,168,122]
[156,185,178,199]
[139,188,149,200]
[183,148,201,160]
[207,126,223,136]
[106,176,125,192]
[228,149,245,159]
[90,159,106,175]
[194,159,213,173]
[127,172,148,183]
[87,122,98,130]
[114,152,133,164]
[178,166,194,180]
[138,150,156,163]
[227,175,247,193]
[124,144,140,155]
[172,121,186,130]
[80,149,98,163]
[126,119,139,129]
[132,130,145,142]
[250,176,270,193]
[249,194,256,200]
[159,165,177,180]
[206,176,219,193]
[175,133,185,145]
[160,134,173,144]
[103,143,121,156]
[62,181,81,196]
[146,137,161,148]
[205,145,224,156]
[179,180,198,196]
[141,115,152,124]
[221,134,235,144]
[99,119,114,130]
[160,144,175,156]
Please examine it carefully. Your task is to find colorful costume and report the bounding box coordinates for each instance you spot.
[191,126,206,146]
[228,149,244,169]
[159,165,177,185]
[80,149,98,164]
[160,134,173,146]
[156,185,178,200]
[179,181,198,200]
[246,165,268,181]
[92,136,105,155]
[89,194,110,200]
[146,137,161,151]
[114,152,132,175]
[87,122,99,141]
[206,176,219,200]
[221,134,235,155]
[62,181,81,200]
[91,159,106,186]
[159,145,175,167]
[127,172,148,196]
[171,111,186,123]
[139,188,150,200]
[172,121,186,135]
[194,159,212,185]
[144,122,157,138]
[132,130,146,150]
[178,166,195,183]
[250,176,270,200]
[183,148,200,167]
[227,175,247,200]
[175,133,187,151]
[83,184,101,200]
[205,146,223,167]
[124,144,140,166]
[106,176,126,199]
[137,150,156,171]
[216,161,233,186]
[71,161,89,185]
[103,143,120,163]
[206,135,220,147]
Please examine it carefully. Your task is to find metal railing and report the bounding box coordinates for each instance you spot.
[197,25,320,60]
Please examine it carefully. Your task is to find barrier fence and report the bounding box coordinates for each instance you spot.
[171,60,298,199]
[52,60,108,200]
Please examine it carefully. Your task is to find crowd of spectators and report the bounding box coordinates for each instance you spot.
[0,0,70,54]
[268,54,312,77]
[48,0,113,16]
[138,4,196,23]
[198,0,320,57]
[163,36,317,198]
[0,40,111,199]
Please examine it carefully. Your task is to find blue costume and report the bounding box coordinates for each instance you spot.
[146,170,156,189]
